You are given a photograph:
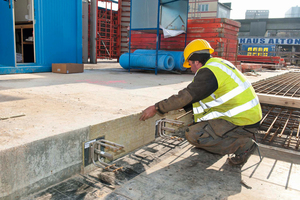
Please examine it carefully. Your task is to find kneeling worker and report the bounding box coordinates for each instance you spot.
[139,39,262,165]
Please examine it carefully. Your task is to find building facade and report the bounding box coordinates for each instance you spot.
[236,18,300,65]
[245,10,269,19]
[188,0,231,19]
[285,6,300,18]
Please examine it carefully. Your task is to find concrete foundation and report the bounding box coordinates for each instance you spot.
[0,62,296,199]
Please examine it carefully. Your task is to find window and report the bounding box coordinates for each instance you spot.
[198,4,208,12]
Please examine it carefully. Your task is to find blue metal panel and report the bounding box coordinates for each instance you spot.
[131,0,158,29]
[34,0,82,66]
[0,64,51,74]
[0,0,16,67]
[161,0,188,31]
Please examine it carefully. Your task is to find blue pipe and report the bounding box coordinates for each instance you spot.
[119,53,175,71]
[133,49,186,71]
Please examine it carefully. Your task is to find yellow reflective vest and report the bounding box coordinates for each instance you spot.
[192,57,262,126]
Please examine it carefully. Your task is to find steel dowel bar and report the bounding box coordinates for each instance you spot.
[297,138,300,149]
[90,143,107,170]
[263,109,282,140]
[278,110,293,137]
[161,118,184,125]
[161,126,176,132]
[94,149,113,160]
[288,118,300,149]
[269,127,280,143]
[95,141,120,151]
[158,120,163,137]
[100,139,125,148]
[260,106,274,125]
[296,121,300,139]
[286,129,294,148]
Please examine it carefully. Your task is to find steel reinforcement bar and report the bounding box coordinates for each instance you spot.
[252,72,300,98]
[259,104,300,150]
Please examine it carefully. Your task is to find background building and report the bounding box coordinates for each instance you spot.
[188,0,231,19]
[245,10,269,19]
[285,6,300,18]
[236,17,300,65]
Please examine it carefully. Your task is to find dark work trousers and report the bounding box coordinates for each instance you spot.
[185,119,257,155]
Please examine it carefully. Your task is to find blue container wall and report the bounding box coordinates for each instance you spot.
[34,0,82,67]
[0,1,16,67]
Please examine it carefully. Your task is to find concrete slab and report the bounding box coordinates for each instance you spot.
[0,63,287,151]
[0,64,191,151]
[0,61,293,199]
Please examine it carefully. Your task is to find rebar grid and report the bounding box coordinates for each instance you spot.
[252,72,300,97]
[258,104,300,150]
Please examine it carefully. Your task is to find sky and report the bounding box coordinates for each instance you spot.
[98,1,118,11]
[219,0,299,19]
[100,0,299,19]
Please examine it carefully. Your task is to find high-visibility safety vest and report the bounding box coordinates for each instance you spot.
[192,57,262,126]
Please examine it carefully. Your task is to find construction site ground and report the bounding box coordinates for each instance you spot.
[1,60,300,200]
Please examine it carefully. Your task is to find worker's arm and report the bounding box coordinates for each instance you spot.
[139,68,218,121]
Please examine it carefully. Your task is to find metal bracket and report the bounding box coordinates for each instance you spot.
[89,139,124,172]
[157,118,185,141]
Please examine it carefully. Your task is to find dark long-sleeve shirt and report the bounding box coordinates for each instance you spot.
[155,68,218,114]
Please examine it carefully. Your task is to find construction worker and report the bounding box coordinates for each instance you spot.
[139,39,262,165]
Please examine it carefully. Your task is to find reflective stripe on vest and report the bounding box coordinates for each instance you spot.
[193,62,253,114]
[196,96,260,122]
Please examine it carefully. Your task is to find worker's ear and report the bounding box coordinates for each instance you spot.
[194,60,200,65]
[194,60,202,67]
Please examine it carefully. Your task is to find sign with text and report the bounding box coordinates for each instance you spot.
[239,38,300,45]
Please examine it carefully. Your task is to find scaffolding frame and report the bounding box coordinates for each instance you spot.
[128,0,189,75]
[89,0,121,60]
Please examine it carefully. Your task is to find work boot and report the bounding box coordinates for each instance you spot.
[229,143,257,165]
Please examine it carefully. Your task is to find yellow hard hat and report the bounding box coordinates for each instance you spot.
[183,39,214,68]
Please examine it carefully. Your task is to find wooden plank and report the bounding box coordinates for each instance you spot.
[15,24,33,29]
[258,93,300,109]
[187,18,241,28]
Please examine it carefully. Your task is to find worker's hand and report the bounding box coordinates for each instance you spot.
[139,105,157,121]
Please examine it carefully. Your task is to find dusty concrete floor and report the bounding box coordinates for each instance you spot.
[1,60,297,199]
[31,137,300,200]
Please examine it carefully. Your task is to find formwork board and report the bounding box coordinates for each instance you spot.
[126,18,239,64]
[88,2,120,59]
[237,55,281,64]
[188,27,239,36]
[132,29,238,37]
[187,18,241,27]
[187,33,238,40]
[187,23,240,32]
[130,35,237,44]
